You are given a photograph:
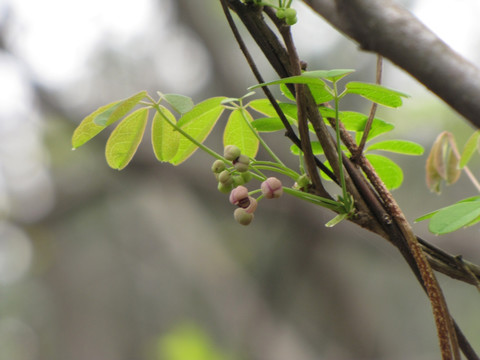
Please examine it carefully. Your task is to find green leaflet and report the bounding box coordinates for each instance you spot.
[428,201,480,235]
[366,154,403,190]
[366,140,424,155]
[94,91,147,126]
[162,93,194,114]
[318,109,395,141]
[345,82,408,108]
[72,90,147,149]
[105,107,149,170]
[415,196,480,223]
[223,109,259,159]
[279,82,333,104]
[459,130,480,168]
[151,106,180,162]
[304,69,355,82]
[252,117,286,132]
[170,97,226,165]
[249,75,329,89]
[290,141,324,155]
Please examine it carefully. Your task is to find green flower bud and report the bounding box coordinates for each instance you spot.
[233,154,250,172]
[284,8,297,18]
[224,145,241,161]
[218,170,233,186]
[276,9,286,19]
[285,15,297,25]
[234,208,254,226]
[218,182,233,194]
[232,174,246,186]
[211,160,226,174]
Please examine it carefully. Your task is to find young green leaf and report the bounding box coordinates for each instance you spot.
[428,201,480,234]
[459,130,480,168]
[319,109,395,140]
[105,107,149,170]
[249,75,330,93]
[345,82,408,108]
[366,140,424,155]
[366,154,403,190]
[72,100,121,149]
[415,210,439,223]
[94,91,147,126]
[279,82,333,104]
[415,196,480,223]
[151,106,180,162]
[252,117,286,132]
[248,99,298,121]
[300,69,355,82]
[162,94,194,114]
[223,109,259,159]
[290,141,324,155]
[170,97,226,165]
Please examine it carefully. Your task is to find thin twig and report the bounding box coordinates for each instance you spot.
[356,55,382,158]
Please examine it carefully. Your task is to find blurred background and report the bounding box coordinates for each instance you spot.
[0,0,479,359]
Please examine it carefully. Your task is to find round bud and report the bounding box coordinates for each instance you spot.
[229,185,249,206]
[284,8,297,18]
[233,154,250,172]
[224,145,241,161]
[218,182,233,194]
[218,170,233,186]
[276,9,286,19]
[285,15,297,25]
[232,174,246,186]
[211,160,226,174]
[261,177,283,199]
[234,208,254,226]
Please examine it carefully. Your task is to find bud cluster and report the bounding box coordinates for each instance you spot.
[212,145,285,226]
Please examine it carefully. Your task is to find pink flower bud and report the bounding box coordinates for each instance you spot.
[244,196,258,213]
[229,186,249,205]
[261,177,283,199]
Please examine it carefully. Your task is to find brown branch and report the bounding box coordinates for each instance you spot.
[221,2,478,357]
[303,0,480,129]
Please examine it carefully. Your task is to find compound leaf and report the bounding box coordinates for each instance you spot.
[105,107,149,170]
